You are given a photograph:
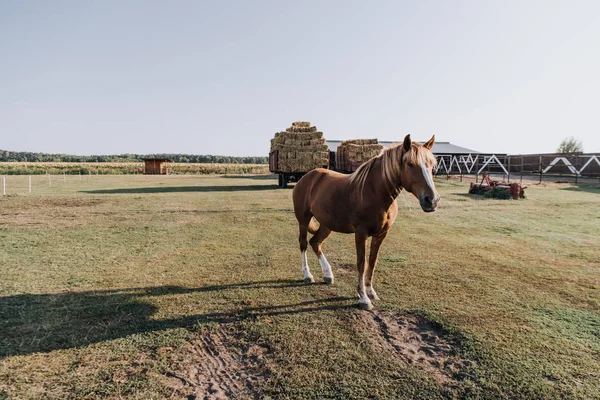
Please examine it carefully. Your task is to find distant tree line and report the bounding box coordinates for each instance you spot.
[0,150,268,164]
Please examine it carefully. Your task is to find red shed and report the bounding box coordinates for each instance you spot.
[142,158,172,175]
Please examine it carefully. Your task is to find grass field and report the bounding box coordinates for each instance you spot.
[0,174,599,399]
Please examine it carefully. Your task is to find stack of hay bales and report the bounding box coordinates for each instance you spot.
[269,122,329,173]
[336,139,383,172]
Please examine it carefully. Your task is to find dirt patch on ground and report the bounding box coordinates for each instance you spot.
[335,263,356,275]
[352,310,474,386]
[41,198,107,208]
[160,327,269,399]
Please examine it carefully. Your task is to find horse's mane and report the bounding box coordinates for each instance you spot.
[348,141,438,197]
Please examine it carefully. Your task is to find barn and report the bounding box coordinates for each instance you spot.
[142,158,172,175]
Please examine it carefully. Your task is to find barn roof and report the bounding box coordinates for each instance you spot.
[326,140,479,154]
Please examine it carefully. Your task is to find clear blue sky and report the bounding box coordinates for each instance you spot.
[1,0,599,156]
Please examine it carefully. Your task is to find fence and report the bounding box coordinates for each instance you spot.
[435,153,600,183]
[0,172,95,196]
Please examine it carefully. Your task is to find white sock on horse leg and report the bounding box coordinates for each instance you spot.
[358,292,371,302]
[358,292,373,309]
[302,251,314,281]
[318,253,334,284]
[318,254,333,278]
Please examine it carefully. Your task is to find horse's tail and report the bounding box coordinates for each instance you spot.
[308,217,319,234]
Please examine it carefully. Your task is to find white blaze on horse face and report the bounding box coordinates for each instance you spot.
[421,163,436,195]
[301,251,313,280]
[318,254,333,279]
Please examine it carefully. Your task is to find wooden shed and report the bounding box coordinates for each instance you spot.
[142,158,172,175]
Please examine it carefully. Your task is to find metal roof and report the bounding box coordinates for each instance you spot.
[326,140,479,154]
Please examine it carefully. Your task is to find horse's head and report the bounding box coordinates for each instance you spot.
[400,134,440,212]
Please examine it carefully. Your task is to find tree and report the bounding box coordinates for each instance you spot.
[557,137,583,154]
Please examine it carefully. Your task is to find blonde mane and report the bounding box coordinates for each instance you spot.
[348,141,438,197]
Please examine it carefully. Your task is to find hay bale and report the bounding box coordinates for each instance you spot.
[282,134,324,146]
[341,139,378,145]
[286,126,317,133]
[272,144,328,153]
[336,139,383,172]
[269,121,329,172]
[283,131,323,140]
[292,121,311,128]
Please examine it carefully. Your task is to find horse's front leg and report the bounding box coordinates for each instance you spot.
[355,231,372,310]
[365,231,388,302]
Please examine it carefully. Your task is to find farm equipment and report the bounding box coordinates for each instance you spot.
[269,122,330,188]
[469,172,526,199]
[269,149,322,188]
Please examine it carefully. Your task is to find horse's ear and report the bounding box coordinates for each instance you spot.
[424,135,435,150]
[403,134,412,152]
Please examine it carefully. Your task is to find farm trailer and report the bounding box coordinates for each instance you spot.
[268,149,375,187]
[269,150,333,188]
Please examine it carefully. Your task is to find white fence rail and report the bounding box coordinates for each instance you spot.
[0,173,90,196]
[435,153,600,183]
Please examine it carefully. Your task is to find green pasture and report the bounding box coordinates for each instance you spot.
[0,175,598,399]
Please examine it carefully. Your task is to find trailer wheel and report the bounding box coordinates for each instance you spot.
[278,174,283,187]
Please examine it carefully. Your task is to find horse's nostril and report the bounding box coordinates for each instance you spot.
[424,196,432,206]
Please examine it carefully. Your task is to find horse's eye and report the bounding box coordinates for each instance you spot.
[407,162,414,168]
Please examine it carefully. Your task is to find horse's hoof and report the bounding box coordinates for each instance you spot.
[323,277,334,285]
[358,301,374,311]
[304,277,315,283]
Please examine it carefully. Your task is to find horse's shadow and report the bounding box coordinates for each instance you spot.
[0,280,352,358]
[81,185,276,194]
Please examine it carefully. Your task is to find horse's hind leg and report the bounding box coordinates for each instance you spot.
[298,221,315,283]
[309,225,334,284]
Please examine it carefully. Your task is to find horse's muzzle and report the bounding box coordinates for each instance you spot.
[419,195,439,212]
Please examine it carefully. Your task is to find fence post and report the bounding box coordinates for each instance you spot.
[2,176,5,196]
[539,156,543,184]
[574,155,579,184]
[28,176,32,193]
[48,173,51,187]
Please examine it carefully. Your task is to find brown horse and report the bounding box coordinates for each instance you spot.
[292,134,439,310]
